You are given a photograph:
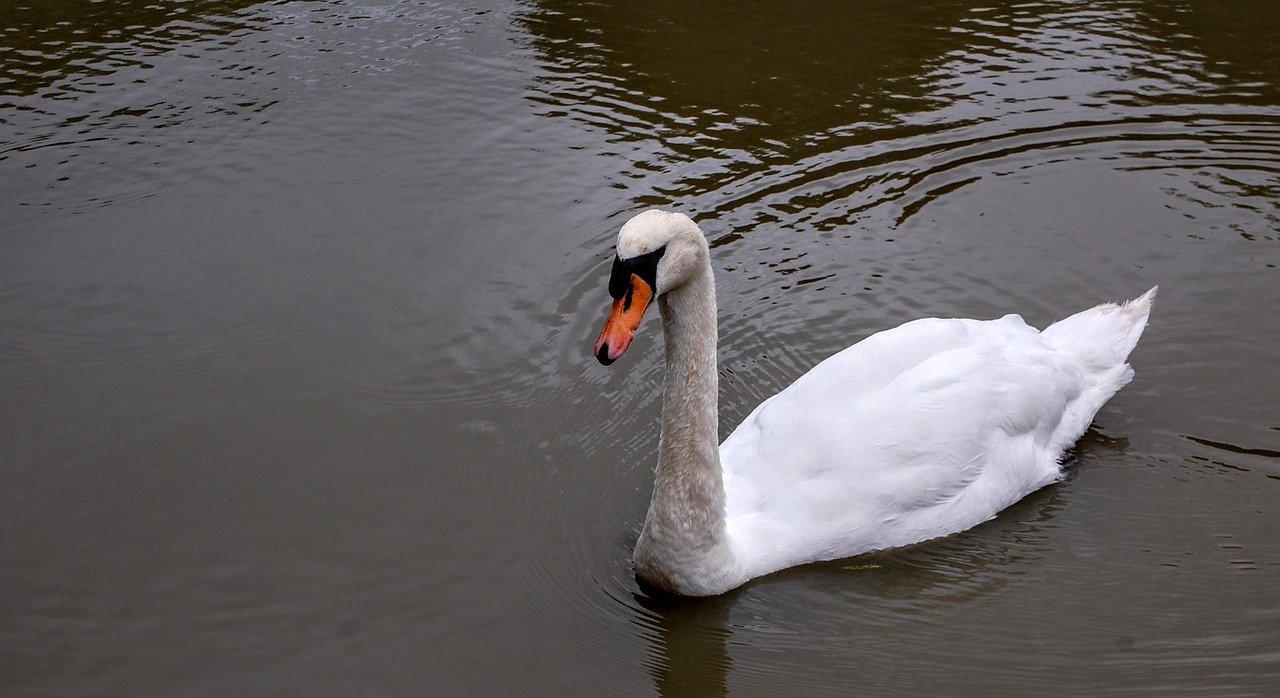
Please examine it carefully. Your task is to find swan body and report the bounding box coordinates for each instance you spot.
[593,209,1155,596]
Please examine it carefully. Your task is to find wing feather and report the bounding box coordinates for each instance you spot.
[721,315,1078,574]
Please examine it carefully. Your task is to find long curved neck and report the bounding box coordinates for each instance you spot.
[634,259,739,596]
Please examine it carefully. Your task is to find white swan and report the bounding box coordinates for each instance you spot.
[594,209,1156,597]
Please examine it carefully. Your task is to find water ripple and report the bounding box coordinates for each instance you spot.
[0,1,508,211]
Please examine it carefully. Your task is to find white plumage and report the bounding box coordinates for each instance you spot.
[594,209,1155,596]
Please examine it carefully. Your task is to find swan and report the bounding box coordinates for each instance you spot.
[593,209,1156,597]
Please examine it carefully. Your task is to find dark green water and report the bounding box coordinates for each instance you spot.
[2,1,1278,695]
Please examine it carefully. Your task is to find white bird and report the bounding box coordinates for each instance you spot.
[593,209,1156,597]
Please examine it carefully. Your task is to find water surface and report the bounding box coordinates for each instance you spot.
[2,0,1278,695]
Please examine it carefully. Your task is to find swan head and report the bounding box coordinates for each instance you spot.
[594,209,708,365]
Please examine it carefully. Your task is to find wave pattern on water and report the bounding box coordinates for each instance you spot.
[0,0,506,211]
[521,1,1280,231]
[4,0,1280,695]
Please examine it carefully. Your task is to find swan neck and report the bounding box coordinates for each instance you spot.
[658,269,721,485]
[634,261,738,595]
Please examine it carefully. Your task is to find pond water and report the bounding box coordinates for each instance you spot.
[2,0,1279,695]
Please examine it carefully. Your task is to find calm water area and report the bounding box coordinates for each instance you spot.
[2,0,1279,695]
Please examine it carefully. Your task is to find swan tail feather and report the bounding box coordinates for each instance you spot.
[1041,286,1156,370]
[1040,286,1157,454]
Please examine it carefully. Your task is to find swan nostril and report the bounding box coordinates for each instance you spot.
[596,343,616,366]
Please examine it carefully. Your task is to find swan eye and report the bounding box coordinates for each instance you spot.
[608,245,666,300]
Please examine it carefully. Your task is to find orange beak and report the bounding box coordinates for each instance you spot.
[594,274,653,365]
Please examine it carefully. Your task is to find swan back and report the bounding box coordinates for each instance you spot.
[719,289,1155,582]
